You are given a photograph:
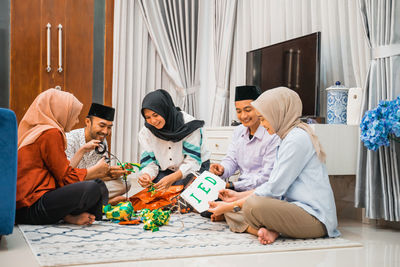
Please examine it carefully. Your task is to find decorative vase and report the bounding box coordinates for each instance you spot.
[326,81,349,124]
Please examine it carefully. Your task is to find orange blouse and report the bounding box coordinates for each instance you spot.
[16,128,87,209]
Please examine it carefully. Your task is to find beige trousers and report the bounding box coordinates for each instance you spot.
[226,195,327,239]
[105,179,131,199]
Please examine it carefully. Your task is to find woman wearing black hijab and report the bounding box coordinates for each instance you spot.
[138,89,210,191]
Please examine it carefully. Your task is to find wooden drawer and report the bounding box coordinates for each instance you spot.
[204,127,236,163]
[209,153,226,163]
[204,127,240,180]
[206,136,230,155]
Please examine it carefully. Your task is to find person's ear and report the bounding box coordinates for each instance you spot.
[85,117,91,127]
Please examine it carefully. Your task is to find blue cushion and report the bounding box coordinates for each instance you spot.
[0,108,17,235]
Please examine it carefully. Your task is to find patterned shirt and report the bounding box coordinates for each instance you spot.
[65,128,131,199]
[65,128,107,168]
[220,124,280,191]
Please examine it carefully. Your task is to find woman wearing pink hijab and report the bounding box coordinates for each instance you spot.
[209,87,339,244]
[16,89,110,225]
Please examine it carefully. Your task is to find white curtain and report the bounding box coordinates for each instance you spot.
[138,0,200,117]
[210,0,238,126]
[227,0,369,123]
[111,0,175,162]
[356,0,400,221]
[111,0,371,161]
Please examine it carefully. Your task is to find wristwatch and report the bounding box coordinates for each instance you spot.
[227,181,235,190]
[233,205,241,213]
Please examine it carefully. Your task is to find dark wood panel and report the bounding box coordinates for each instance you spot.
[104,0,114,149]
[104,0,114,107]
[41,0,65,91]
[10,0,110,129]
[10,0,42,122]
[64,0,94,129]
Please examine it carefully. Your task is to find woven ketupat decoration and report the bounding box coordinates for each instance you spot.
[117,162,141,181]
[147,182,157,196]
[139,208,171,232]
[103,201,134,222]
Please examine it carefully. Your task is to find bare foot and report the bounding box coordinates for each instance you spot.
[108,195,128,205]
[211,214,225,222]
[64,212,96,225]
[257,227,279,245]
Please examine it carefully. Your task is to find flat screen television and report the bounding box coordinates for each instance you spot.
[246,32,321,116]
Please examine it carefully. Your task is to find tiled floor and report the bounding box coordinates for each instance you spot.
[1,218,400,267]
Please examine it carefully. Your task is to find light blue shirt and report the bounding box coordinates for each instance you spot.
[221,124,280,191]
[255,127,340,237]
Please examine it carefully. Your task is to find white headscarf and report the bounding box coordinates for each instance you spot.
[251,87,326,162]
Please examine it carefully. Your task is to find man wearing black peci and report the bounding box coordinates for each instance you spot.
[66,103,130,205]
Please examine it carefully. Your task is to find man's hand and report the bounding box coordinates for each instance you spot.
[81,139,101,153]
[138,173,152,188]
[208,201,233,216]
[218,189,240,202]
[209,163,224,176]
[108,165,130,179]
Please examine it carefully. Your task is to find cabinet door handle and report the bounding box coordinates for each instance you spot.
[295,49,301,89]
[287,49,293,88]
[57,24,63,73]
[46,23,51,72]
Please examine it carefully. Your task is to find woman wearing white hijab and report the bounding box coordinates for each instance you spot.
[209,87,340,245]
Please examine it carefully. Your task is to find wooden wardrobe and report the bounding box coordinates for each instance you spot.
[10,0,114,128]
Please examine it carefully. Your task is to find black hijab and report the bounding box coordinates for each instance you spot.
[141,89,205,142]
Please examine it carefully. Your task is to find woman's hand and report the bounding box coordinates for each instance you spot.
[208,201,233,216]
[138,173,152,188]
[219,189,240,202]
[95,157,110,177]
[86,157,110,180]
[81,139,101,153]
[154,174,175,192]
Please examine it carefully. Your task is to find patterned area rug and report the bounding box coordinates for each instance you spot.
[19,213,362,267]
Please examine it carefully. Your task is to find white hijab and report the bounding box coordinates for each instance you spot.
[251,87,326,163]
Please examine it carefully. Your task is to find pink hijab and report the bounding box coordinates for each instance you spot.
[251,87,326,162]
[18,89,83,150]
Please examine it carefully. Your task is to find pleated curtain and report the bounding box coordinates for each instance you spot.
[210,0,238,127]
[111,0,175,162]
[138,0,200,117]
[356,0,400,221]
[111,0,371,165]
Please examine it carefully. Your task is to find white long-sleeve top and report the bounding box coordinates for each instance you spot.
[138,111,210,179]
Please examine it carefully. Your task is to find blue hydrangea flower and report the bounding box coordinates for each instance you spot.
[392,122,400,137]
[360,95,400,151]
